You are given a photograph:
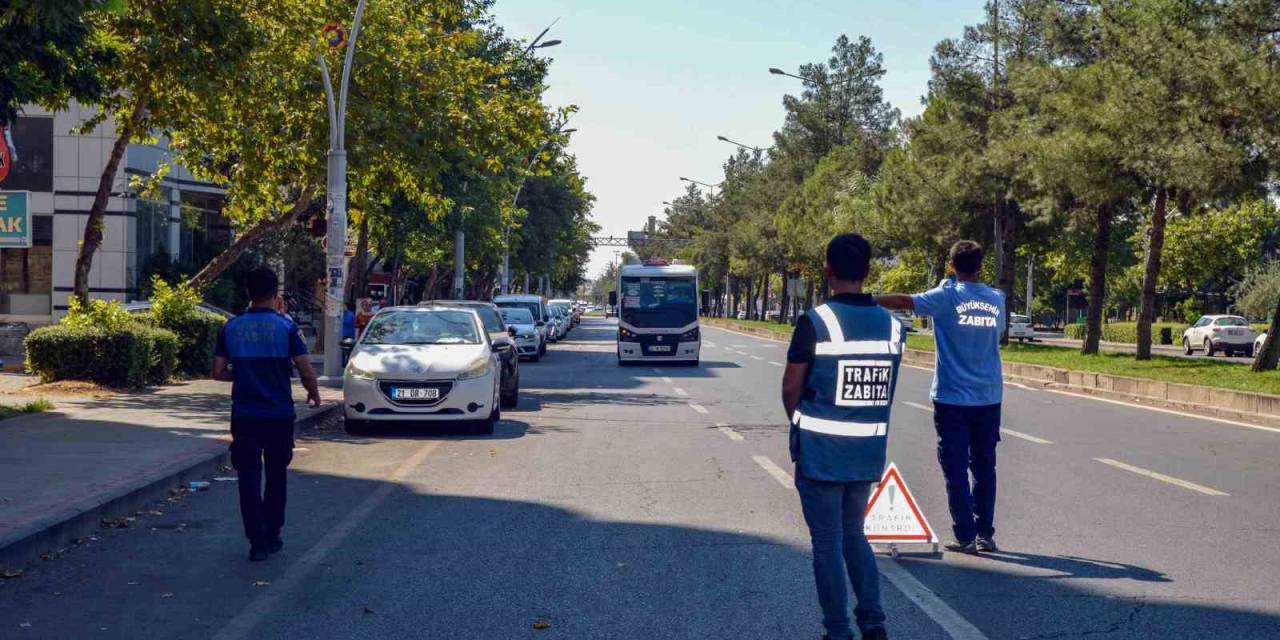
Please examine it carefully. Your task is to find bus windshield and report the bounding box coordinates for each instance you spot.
[620,276,697,329]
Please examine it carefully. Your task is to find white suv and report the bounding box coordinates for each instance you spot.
[1183,315,1256,357]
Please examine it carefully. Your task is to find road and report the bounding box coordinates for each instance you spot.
[3,317,1280,638]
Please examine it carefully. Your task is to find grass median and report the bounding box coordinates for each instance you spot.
[704,317,1280,396]
[0,398,55,421]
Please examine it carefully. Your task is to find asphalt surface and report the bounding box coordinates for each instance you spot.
[2,317,1279,639]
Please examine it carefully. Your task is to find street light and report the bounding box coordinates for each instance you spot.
[768,67,810,83]
[500,124,577,294]
[716,135,765,153]
[319,0,368,380]
[679,176,720,197]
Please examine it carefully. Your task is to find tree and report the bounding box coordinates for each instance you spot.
[0,0,121,126]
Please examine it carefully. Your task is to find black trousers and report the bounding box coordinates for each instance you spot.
[229,416,295,545]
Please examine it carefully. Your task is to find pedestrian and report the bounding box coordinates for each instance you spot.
[355,298,374,337]
[876,240,1006,555]
[212,267,322,562]
[342,301,357,341]
[782,233,903,640]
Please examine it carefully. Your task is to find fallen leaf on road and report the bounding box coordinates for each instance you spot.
[489,449,496,457]
[160,593,174,598]
[532,621,551,630]
[252,580,270,587]
[362,606,374,615]
[19,621,31,628]
[1,568,23,579]
[213,477,237,482]
[1,496,11,502]
[101,517,135,529]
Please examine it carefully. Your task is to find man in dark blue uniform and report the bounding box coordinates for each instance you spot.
[213,268,321,562]
[783,233,904,640]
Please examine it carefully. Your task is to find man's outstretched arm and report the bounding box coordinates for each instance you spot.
[875,294,914,311]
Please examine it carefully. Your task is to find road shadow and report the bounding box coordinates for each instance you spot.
[2,442,1279,639]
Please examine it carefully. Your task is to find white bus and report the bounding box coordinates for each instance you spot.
[613,260,701,365]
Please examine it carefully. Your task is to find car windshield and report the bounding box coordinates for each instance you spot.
[361,309,480,345]
[496,301,541,322]
[620,276,697,329]
[1216,317,1249,327]
[501,308,534,325]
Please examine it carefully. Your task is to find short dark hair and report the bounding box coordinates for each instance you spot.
[245,267,279,302]
[826,233,872,282]
[950,240,984,276]
[346,301,356,312]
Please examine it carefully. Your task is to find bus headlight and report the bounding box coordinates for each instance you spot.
[618,327,640,342]
[680,327,700,342]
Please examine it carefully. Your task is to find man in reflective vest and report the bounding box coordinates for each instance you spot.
[783,233,903,640]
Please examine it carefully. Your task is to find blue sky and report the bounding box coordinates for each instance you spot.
[493,1,989,280]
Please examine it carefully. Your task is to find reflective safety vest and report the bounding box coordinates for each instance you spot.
[791,301,905,482]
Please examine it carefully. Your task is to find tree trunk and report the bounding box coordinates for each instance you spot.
[731,277,740,318]
[761,274,771,322]
[745,277,755,320]
[805,277,814,311]
[780,269,790,324]
[349,215,369,303]
[1252,295,1280,372]
[189,192,315,290]
[1083,204,1113,355]
[73,99,147,304]
[1135,187,1169,360]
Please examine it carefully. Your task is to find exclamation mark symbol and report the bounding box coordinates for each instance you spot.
[887,485,896,510]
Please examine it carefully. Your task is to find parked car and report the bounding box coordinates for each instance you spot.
[1008,314,1035,342]
[122,300,235,319]
[550,306,570,339]
[1256,332,1268,356]
[343,306,502,435]
[500,307,542,362]
[494,294,551,355]
[1183,315,1257,357]
[420,300,519,409]
[891,310,917,333]
[549,299,578,328]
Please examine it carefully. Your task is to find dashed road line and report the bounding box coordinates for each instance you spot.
[752,455,793,488]
[1093,458,1229,496]
[750,355,765,361]
[689,403,709,415]
[716,422,744,442]
[903,400,933,413]
[673,387,689,397]
[769,361,785,367]
[661,376,673,384]
[1002,429,1053,445]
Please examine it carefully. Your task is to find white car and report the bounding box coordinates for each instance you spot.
[549,306,569,340]
[343,306,502,435]
[1256,332,1268,355]
[1008,314,1035,341]
[1182,314,1256,357]
[500,307,543,363]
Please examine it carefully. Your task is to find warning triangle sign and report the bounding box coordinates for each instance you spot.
[863,462,937,544]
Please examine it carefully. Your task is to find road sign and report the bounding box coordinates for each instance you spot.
[0,191,31,248]
[864,462,937,545]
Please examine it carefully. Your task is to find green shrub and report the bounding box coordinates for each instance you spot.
[25,324,179,388]
[1064,322,1186,344]
[138,309,225,376]
[61,297,132,332]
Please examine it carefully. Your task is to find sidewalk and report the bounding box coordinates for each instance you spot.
[0,375,341,569]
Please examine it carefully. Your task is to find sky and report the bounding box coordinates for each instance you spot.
[493,1,990,282]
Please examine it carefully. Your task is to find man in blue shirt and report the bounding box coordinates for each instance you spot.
[877,240,1006,555]
[213,268,321,562]
[784,234,901,640]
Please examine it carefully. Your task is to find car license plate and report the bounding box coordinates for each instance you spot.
[1229,329,1243,336]
[648,345,672,353]
[392,387,439,400]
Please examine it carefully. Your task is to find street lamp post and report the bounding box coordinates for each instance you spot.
[319,0,368,380]
[716,135,766,154]
[679,176,720,198]
[501,124,576,295]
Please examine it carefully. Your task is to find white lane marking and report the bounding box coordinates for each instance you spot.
[703,341,718,347]
[902,400,1052,443]
[214,440,443,640]
[901,363,1280,436]
[674,387,689,397]
[716,422,744,442]
[661,376,673,384]
[690,403,709,415]
[703,325,788,344]
[1093,458,1229,496]
[878,559,990,640]
[751,355,765,361]
[732,344,749,348]
[1001,429,1053,445]
[769,361,785,367]
[753,455,793,488]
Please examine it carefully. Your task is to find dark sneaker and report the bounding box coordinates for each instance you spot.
[248,546,270,562]
[976,536,999,553]
[944,540,979,555]
[264,538,284,556]
[862,629,889,640]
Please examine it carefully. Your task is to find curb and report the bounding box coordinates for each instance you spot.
[703,318,1280,430]
[0,403,342,570]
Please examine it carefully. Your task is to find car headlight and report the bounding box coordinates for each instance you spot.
[457,355,492,380]
[618,327,639,342]
[680,327,701,342]
[346,361,376,380]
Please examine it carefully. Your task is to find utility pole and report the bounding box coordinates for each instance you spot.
[319,0,368,380]
[1026,256,1033,317]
